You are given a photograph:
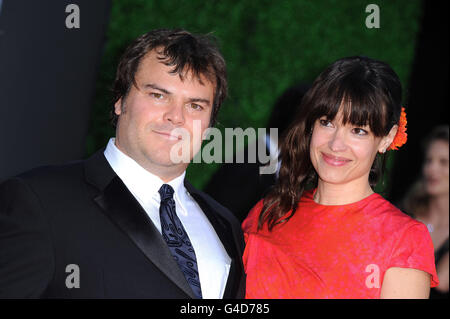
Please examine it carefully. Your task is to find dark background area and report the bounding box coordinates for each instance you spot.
[389,0,449,204]
[0,0,111,181]
[0,0,447,207]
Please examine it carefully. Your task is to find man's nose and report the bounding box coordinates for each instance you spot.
[163,102,185,126]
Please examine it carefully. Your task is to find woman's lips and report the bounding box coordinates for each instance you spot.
[321,152,352,166]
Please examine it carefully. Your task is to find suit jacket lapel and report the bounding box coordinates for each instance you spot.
[84,150,196,299]
[185,181,244,299]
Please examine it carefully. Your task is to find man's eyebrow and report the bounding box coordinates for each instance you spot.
[188,97,212,106]
[142,83,171,95]
[143,83,211,106]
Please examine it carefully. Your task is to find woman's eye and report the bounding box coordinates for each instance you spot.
[319,119,332,127]
[352,128,368,136]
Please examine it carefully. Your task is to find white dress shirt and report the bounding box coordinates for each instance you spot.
[104,138,231,299]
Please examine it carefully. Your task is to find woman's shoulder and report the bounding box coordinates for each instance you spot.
[242,199,265,234]
[365,193,428,232]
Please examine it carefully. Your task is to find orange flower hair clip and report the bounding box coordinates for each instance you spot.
[387,107,407,151]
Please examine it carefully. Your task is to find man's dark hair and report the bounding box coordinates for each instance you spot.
[111,29,227,128]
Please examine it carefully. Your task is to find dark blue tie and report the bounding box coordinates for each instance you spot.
[158,184,203,299]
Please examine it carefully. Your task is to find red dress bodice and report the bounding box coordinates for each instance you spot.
[242,190,439,299]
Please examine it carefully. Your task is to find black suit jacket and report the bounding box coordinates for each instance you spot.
[0,149,245,298]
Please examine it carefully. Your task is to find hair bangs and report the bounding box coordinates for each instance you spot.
[340,88,388,137]
[312,76,389,137]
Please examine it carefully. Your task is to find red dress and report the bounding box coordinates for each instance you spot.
[242,190,439,299]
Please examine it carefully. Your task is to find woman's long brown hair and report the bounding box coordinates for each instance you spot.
[258,56,403,231]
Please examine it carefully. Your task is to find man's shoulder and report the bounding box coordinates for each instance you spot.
[14,160,85,185]
[1,157,93,195]
[3,149,108,189]
[0,160,90,216]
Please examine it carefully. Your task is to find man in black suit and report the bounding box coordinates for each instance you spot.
[0,29,245,298]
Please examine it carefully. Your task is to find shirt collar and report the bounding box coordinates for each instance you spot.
[104,138,186,204]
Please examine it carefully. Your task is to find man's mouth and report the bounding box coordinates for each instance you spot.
[152,130,182,141]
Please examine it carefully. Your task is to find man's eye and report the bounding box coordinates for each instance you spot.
[150,93,164,99]
[190,103,203,110]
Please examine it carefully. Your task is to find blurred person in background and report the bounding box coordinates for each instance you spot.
[402,125,449,298]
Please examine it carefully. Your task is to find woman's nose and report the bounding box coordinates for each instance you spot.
[328,129,348,152]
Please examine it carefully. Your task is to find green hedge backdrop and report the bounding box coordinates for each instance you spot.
[86,0,422,192]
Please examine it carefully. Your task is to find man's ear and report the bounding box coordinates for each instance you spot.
[114,98,123,116]
[378,124,398,153]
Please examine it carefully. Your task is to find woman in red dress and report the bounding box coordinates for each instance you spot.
[242,56,439,298]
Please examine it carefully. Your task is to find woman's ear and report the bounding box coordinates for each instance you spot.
[378,125,398,153]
